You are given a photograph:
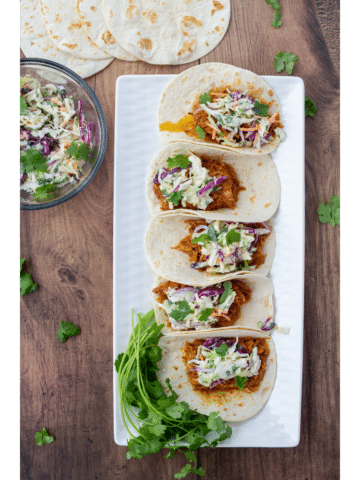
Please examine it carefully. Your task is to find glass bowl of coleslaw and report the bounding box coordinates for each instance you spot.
[20,58,107,210]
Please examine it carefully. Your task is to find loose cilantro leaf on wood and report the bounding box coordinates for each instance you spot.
[253,100,269,117]
[20,258,38,296]
[33,183,58,201]
[226,229,241,245]
[274,52,299,75]
[167,154,190,169]
[317,195,340,228]
[220,281,233,303]
[115,309,233,478]
[305,95,317,117]
[66,142,91,162]
[265,1,282,28]
[20,148,47,173]
[167,191,183,206]
[196,125,206,140]
[199,92,211,105]
[35,428,54,446]
[170,300,191,322]
[215,342,228,357]
[235,376,247,391]
[56,321,81,343]
[20,97,28,115]
[198,308,213,322]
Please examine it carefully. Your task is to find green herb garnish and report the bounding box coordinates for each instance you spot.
[198,308,213,323]
[33,183,58,201]
[20,97,28,115]
[167,191,183,206]
[253,100,269,117]
[234,376,247,391]
[317,195,340,228]
[274,52,299,75]
[305,95,317,117]
[115,309,232,478]
[20,258,38,296]
[20,148,47,173]
[56,321,81,343]
[196,125,206,140]
[199,92,211,105]
[167,154,190,169]
[220,281,233,303]
[265,0,282,28]
[66,142,91,162]
[207,224,218,242]
[191,233,209,247]
[214,342,228,358]
[226,229,240,245]
[35,428,54,446]
[243,260,249,270]
[169,301,192,322]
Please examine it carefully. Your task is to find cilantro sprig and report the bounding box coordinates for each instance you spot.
[66,142,91,162]
[196,125,206,140]
[274,52,299,75]
[166,191,183,206]
[253,100,269,117]
[20,258,38,296]
[226,229,240,245]
[20,148,47,173]
[198,308,213,323]
[234,376,247,391]
[115,309,232,478]
[305,95,317,117]
[167,154,190,169]
[215,342,228,357]
[265,0,282,28]
[317,195,340,228]
[56,321,81,343]
[169,300,191,322]
[35,428,54,446]
[199,92,211,105]
[33,183,58,201]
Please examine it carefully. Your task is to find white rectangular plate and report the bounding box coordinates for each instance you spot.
[113,74,305,447]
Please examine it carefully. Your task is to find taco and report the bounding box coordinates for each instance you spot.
[158,63,285,155]
[145,215,275,285]
[152,274,274,333]
[146,142,280,222]
[157,327,276,421]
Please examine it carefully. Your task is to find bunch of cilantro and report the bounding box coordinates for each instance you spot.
[114,309,232,478]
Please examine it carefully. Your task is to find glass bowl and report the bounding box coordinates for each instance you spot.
[20,58,107,210]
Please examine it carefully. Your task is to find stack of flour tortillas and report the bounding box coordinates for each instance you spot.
[21,0,231,78]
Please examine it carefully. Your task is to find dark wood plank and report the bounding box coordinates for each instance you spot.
[21,0,339,478]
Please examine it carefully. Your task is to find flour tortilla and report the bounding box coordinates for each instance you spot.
[40,0,111,59]
[153,274,274,334]
[76,0,137,60]
[146,142,280,222]
[157,327,276,421]
[21,0,114,78]
[102,0,230,65]
[158,63,284,155]
[144,214,275,285]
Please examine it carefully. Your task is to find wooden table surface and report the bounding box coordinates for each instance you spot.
[20,1,340,479]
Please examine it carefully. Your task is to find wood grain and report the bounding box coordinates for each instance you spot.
[20,1,339,479]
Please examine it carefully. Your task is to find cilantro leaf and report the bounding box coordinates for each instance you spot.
[114,353,125,373]
[56,321,81,343]
[317,195,340,228]
[32,183,58,202]
[243,260,250,270]
[274,52,299,75]
[20,148,47,173]
[192,233,209,247]
[199,92,211,105]
[20,258,38,296]
[35,428,54,446]
[305,95,317,117]
[265,1,282,28]
[235,376,247,391]
[215,342,228,357]
[207,224,218,242]
[198,308,213,322]
[169,300,191,322]
[167,154,190,169]
[166,402,189,420]
[196,125,206,140]
[166,191,183,206]
[206,411,227,434]
[220,280,233,303]
[226,229,240,245]
[66,142,91,162]
[253,100,269,117]
[20,97,28,115]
